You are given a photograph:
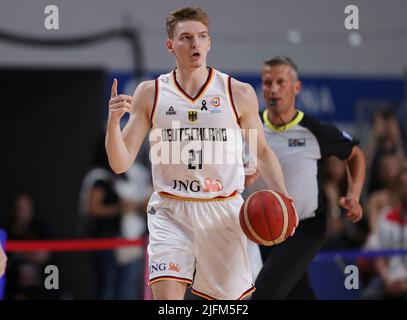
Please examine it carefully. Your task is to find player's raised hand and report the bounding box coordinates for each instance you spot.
[108,79,133,124]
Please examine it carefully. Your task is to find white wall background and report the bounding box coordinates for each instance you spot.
[0,0,406,75]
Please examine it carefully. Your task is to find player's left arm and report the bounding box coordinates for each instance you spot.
[230,78,289,196]
[340,145,366,223]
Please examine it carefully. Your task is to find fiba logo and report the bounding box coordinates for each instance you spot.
[211,97,221,107]
[210,97,221,114]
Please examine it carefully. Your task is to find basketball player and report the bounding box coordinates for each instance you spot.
[0,246,6,277]
[248,56,366,299]
[105,8,293,300]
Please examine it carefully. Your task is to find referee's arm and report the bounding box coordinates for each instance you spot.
[340,145,366,223]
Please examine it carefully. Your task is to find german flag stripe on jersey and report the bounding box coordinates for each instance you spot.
[159,191,238,202]
[172,67,215,103]
[227,76,241,127]
[150,79,159,128]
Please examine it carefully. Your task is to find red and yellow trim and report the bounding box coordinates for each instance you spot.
[227,76,241,127]
[159,191,238,202]
[191,285,256,300]
[150,78,159,128]
[191,288,216,300]
[238,286,256,300]
[148,275,192,287]
[172,67,215,103]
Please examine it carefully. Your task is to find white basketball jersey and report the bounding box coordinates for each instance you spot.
[149,67,245,199]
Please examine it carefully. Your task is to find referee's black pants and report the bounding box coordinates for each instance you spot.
[251,215,326,300]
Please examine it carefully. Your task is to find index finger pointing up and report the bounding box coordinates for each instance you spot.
[111,78,118,98]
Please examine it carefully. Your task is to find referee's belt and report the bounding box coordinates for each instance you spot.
[159,191,238,202]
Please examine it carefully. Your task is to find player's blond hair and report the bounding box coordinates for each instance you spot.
[166,7,209,39]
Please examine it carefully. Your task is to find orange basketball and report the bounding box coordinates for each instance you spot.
[239,190,299,246]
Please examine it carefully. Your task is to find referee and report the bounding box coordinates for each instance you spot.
[249,56,366,299]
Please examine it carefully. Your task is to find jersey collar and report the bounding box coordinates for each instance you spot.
[263,109,304,132]
[171,67,215,103]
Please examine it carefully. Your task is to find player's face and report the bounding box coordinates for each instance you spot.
[261,65,301,116]
[167,20,211,69]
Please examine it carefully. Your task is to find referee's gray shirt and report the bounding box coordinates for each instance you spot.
[262,109,357,221]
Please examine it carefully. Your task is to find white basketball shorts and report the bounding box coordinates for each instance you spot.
[147,191,255,300]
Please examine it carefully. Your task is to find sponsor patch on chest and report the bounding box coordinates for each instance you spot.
[288,138,306,147]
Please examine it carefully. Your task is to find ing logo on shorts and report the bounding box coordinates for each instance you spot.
[149,262,181,274]
[172,178,223,193]
[203,178,223,192]
[168,262,180,272]
[149,263,166,274]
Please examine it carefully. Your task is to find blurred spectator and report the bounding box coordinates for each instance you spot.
[365,153,404,235]
[362,165,407,299]
[79,139,151,300]
[322,157,367,249]
[365,108,405,193]
[396,96,407,154]
[114,161,152,299]
[4,192,50,299]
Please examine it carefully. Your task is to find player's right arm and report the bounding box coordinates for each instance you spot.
[105,79,154,174]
